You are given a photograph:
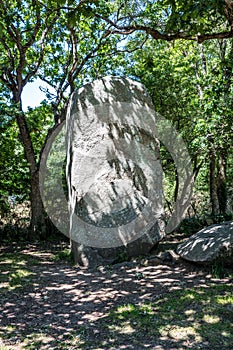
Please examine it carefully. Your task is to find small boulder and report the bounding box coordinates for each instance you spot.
[177,221,233,265]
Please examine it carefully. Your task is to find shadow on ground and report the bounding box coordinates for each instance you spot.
[0,243,232,349]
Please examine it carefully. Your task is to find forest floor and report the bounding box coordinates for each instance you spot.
[0,233,232,350]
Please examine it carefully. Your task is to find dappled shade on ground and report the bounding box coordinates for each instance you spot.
[0,243,232,349]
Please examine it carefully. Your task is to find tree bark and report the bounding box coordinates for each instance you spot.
[14,100,48,240]
[174,167,179,202]
[29,169,48,239]
[209,145,219,216]
[217,150,227,215]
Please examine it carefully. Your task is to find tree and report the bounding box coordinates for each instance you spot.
[0,0,134,238]
[124,37,233,217]
[0,1,64,237]
[1,0,233,240]
[0,87,29,206]
[0,0,109,238]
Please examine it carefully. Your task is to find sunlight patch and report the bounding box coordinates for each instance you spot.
[203,314,220,324]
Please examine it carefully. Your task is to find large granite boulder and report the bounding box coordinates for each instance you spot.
[177,221,233,266]
[66,76,165,268]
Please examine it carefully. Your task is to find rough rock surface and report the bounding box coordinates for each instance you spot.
[177,221,233,265]
[66,76,165,267]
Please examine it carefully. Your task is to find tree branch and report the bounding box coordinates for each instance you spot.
[0,39,15,70]
[0,74,14,90]
[105,25,233,43]
[23,1,41,51]
[0,39,16,89]
[66,24,79,94]
[22,9,61,88]
[94,8,233,44]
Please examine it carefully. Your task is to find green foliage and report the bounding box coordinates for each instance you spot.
[211,260,228,279]
[53,248,74,264]
[26,103,54,161]
[164,0,226,35]
[107,0,230,40]
[0,0,233,234]
[105,284,233,348]
[0,95,29,200]
[113,251,129,264]
[0,101,53,205]
[124,37,233,216]
[178,217,205,235]
[0,253,38,292]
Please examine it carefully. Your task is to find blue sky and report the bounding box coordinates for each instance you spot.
[21,79,53,111]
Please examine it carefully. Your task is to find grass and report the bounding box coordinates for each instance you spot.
[97,284,233,349]
[0,253,39,292]
[210,260,229,279]
[52,248,74,264]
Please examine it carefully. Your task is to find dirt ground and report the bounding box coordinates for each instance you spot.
[0,240,232,350]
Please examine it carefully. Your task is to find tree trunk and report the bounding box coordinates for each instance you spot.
[15,101,48,240]
[217,150,227,215]
[174,168,179,202]
[209,145,218,216]
[29,169,48,239]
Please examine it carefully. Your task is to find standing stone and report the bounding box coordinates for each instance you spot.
[66,76,165,268]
